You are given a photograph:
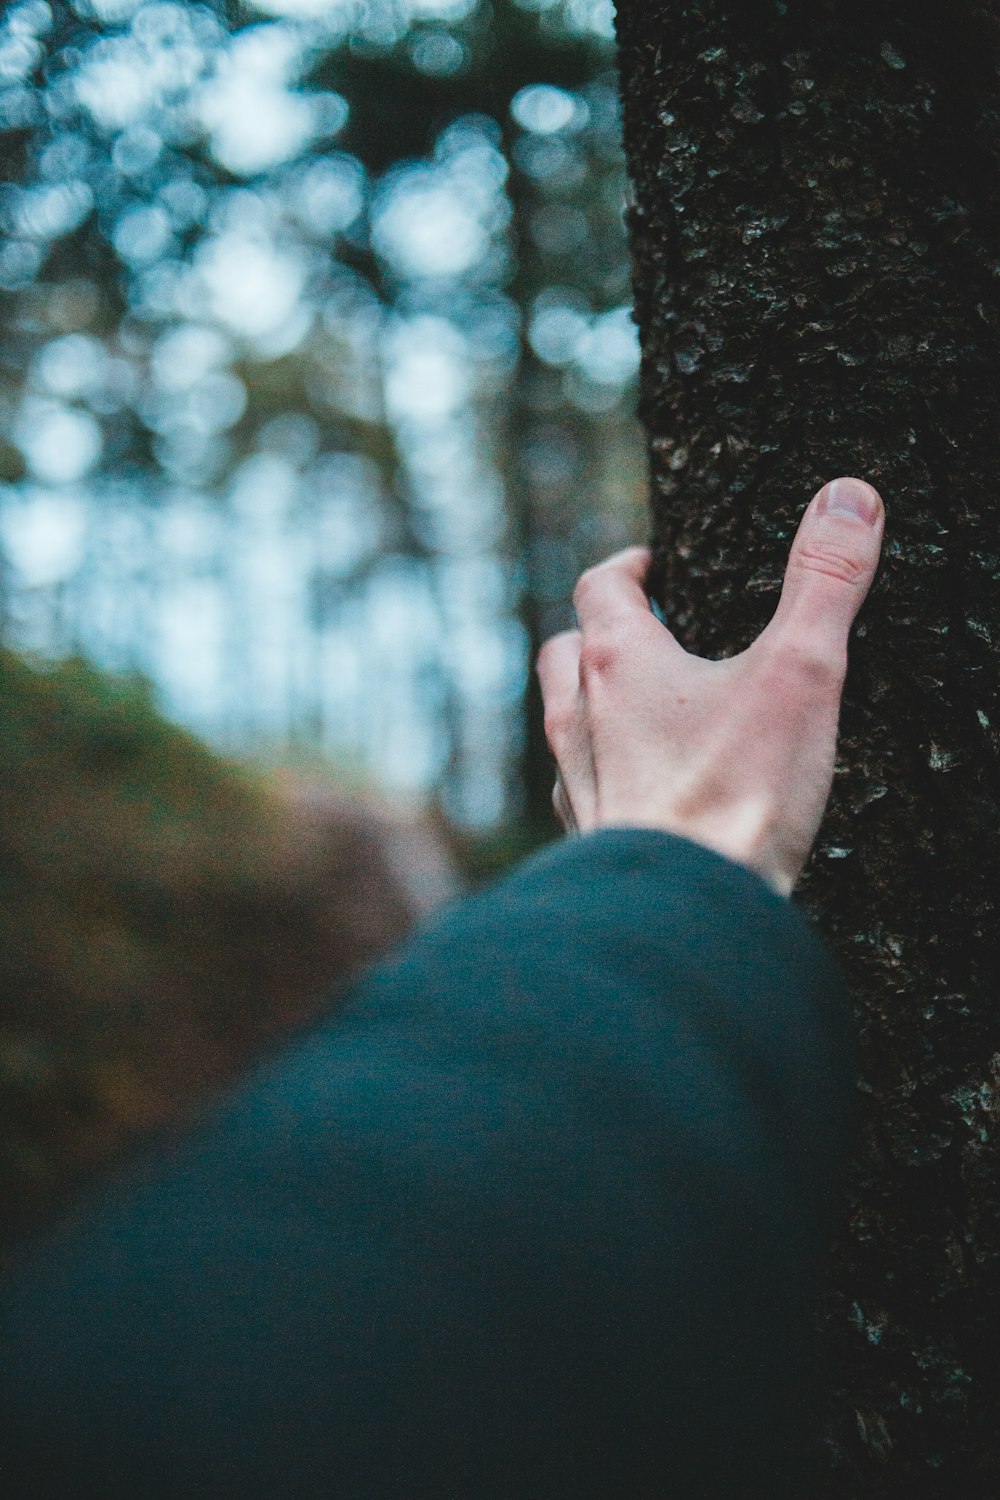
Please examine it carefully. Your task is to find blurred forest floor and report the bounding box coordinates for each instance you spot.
[0,646,543,1261]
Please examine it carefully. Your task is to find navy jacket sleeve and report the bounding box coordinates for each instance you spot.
[0,829,853,1499]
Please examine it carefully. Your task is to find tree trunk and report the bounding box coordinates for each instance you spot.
[613,2,1000,1494]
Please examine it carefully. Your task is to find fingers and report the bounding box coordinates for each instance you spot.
[537,629,581,749]
[571,546,689,680]
[760,476,884,672]
[537,629,596,829]
[571,546,655,635]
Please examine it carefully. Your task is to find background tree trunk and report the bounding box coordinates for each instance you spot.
[613,1,1000,1494]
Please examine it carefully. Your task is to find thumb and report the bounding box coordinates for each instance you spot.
[762,476,884,666]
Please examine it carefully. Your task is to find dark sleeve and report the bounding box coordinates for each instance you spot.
[0,829,853,1500]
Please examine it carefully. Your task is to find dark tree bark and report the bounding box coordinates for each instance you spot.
[613,2,1000,1494]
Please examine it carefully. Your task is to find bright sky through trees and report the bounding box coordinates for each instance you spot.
[0,0,642,825]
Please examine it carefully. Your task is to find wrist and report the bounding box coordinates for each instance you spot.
[591,796,797,899]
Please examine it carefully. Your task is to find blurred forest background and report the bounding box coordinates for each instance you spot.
[0,0,647,1243]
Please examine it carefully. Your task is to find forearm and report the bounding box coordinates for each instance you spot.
[0,829,854,1498]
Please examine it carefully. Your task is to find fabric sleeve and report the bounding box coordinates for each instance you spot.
[0,828,854,1499]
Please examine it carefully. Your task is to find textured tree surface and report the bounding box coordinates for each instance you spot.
[614,2,1000,1494]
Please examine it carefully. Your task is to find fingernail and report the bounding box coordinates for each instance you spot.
[817,476,882,525]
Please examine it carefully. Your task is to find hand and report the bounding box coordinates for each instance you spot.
[536,476,885,897]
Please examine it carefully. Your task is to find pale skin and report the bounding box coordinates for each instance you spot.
[536,475,886,898]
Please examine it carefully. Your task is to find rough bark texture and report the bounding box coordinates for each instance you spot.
[614,2,1000,1494]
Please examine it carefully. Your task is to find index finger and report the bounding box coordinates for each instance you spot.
[572,545,654,633]
[572,546,686,658]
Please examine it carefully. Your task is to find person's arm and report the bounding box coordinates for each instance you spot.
[0,476,883,1498]
[0,829,850,1500]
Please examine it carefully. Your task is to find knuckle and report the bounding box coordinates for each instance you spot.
[578,634,621,681]
[768,637,846,691]
[794,542,869,588]
[542,702,573,750]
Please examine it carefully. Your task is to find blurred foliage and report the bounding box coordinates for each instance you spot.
[0,0,647,824]
[0,0,647,1243]
[0,642,438,1250]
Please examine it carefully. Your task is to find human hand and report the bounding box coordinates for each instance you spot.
[536,477,885,897]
